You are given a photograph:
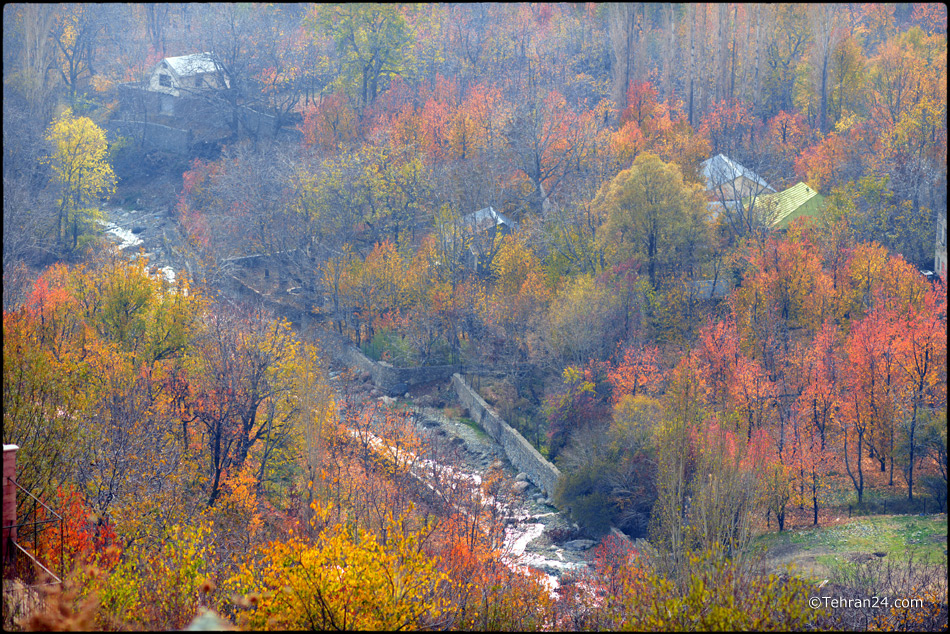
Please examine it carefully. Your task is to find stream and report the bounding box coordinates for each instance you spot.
[100,204,596,593]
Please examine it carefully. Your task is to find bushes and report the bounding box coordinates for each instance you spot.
[580,540,822,631]
[362,327,416,366]
[226,516,452,631]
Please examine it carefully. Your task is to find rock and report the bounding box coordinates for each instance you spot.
[516,472,529,482]
[564,539,596,551]
[388,382,408,396]
[404,392,410,399]
[512,480,530,494]
[378,395,396,406]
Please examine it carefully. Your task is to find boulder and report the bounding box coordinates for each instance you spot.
[564,539,596,551]
[388,382,408,396]
[512,480,530,494]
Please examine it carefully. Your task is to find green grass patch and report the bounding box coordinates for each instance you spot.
[756,514,948,581]
[458,416,490,441]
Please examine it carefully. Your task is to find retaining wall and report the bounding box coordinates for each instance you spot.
[105,119,191,154]
[451,373,561,498]
[340,347,462,396]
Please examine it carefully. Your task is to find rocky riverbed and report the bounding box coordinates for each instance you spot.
[100,204,189,283]
[99,203,599,590]
[408,404,596,587]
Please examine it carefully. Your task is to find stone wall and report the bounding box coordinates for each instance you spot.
[340,347,463,396]
[451,373,561,498]
[105,119,191,154]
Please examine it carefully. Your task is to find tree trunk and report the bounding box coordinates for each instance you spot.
[663,3,675,99]
[753,5,764,112]
[687,4,695,126]
[717,3,729,104]
[908,404,917,501]
[730,4,738,100]
[608,3,635,118]
[819,53,830,134]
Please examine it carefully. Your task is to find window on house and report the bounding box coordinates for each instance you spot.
[159,74,172,88]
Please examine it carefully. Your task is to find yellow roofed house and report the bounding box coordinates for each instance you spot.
[748,182,827,231]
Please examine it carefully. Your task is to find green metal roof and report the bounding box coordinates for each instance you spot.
[749,182,826,230]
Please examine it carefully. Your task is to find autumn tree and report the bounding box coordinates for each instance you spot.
[896,286,948,501]
[3,268,89,512]
[594,153,710,288]
[308,4,415,111]
[505,88,600,216]
[545,275,621,366]
[45,108,117,250]
[186,304,302,506]
[51,4,110,103]
[839,307,906,503]
[762,4,812,117]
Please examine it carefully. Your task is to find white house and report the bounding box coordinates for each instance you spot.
[146,53,229,99]
[701,153,775,208]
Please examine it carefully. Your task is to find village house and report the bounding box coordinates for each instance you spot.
[747,181,827,231]
[702,153,775,214]
[147,53,229,98]
[457,206,517,273]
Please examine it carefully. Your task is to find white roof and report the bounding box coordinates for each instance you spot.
[161,53,220,77]
[463,206,516,232]
[702,154,771,190]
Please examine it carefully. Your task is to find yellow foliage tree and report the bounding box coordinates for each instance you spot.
[45,108,117,250]
[227,514,451,630]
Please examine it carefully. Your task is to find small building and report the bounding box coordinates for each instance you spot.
[702,154,775,209]
[749,182,826,231]
[146,52,230,98]
[461,206,517,235]
[457,206,517,273]
[936,209,947,284]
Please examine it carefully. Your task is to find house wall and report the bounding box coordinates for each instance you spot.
[147,66,227,99]
[709,175,772,203]
[452,373,561,498]
[147,65,181,97]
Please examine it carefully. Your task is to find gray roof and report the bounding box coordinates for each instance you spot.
[701,153,771,191]
[463,206,516,232]
[688,278,734,300]
[161,53,220,77]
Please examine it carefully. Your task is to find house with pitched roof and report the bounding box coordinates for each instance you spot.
[749,182,827,230]
[702,154,775,214]
[147,52,230,98]
[460,206,517,272]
